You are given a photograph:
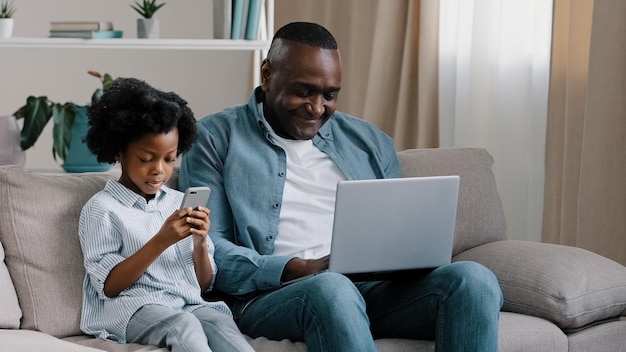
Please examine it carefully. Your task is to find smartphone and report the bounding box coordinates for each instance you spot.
[180,186,211,210]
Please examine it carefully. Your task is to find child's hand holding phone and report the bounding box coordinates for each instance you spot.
[180,186,211,211]
[180,187,211,245]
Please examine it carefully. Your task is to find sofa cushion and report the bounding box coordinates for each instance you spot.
[454,240,626,330]
[498,312,568,352]
[397,148,507,255]
[567,318,626,352]
[0,329,106,352]
[0,240,22,328]
[0,165,115,338]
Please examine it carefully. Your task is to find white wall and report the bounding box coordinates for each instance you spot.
[1,0,255,170]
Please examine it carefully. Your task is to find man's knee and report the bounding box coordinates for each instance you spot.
[444,261,503,306]
[296,272,367,316]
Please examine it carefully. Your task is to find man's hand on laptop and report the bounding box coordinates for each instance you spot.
[281,255,330,282]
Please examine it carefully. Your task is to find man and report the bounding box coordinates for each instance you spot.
[179,21,503,352]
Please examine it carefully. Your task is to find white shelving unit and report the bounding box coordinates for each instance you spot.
[0,37,269,50]
[0,0,274,87]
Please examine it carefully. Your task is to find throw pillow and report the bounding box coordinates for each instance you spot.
[454,240,626,330]
[0,165,114,337]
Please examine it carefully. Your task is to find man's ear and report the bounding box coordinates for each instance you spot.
[260,59,271,92]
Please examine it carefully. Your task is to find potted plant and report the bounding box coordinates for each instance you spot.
[0,0,16,38]
[13,71,115,172]
[132,0,166,39]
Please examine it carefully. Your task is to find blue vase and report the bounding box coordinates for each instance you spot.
[62,106,112,173]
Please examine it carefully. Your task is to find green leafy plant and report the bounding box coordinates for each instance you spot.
[131,0,166,19]
[0,0,16,18]
[13,71,114,161]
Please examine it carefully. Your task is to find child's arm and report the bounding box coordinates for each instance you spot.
[103,208,199,297]
[187,206,213,292]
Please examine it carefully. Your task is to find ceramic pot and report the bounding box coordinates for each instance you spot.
[0,18,14,38]
[137,18,159,39]
[0,115,25,166]
[61,106,112,173]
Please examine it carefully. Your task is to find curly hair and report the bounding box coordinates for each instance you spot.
[85,77,197,164]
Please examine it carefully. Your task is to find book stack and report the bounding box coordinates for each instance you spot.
[213,0,266,40]
[49,21,123,39]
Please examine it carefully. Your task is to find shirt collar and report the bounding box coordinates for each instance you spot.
[104,178,169,210]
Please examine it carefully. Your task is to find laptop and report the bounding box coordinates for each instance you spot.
[327,175,460,281]
[282,175,460,285]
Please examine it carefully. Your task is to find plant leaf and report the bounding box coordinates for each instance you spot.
[102,73,114,90]
[17,96,52,150]
[91,88,103,104]
[51,103,75,161]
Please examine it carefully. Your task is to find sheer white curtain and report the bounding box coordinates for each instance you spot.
[438,0,553,242]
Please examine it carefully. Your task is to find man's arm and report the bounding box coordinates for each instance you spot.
[179,116,292,295]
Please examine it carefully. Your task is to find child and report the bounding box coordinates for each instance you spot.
[78,77,254,352]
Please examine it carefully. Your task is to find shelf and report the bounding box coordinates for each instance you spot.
[0,37,270,51]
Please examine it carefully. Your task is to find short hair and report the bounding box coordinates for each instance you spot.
[85,77,197,164]
[267,22,337,63]
[272,22,337,49]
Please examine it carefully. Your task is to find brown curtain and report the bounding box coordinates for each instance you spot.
[543,0,626,264]
[273,0,439,150]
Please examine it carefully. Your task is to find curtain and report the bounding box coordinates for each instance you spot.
[544,0,626,265]
[438,0,554,242]
[274,0,439,150]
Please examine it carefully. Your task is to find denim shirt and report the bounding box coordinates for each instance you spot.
[179,87,401,296]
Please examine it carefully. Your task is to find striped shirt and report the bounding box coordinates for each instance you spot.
[79,179,231,343]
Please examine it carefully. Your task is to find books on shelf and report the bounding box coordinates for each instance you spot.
[50,21,114,31]
[230,0,245,39]
[244,0,263,40]
[49,30,123,39]
[226,0,265,40]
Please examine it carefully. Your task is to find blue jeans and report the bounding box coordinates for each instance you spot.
[126,304,254,352]
[234,261,503,352]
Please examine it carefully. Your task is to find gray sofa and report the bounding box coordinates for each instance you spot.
[1,147,626,352]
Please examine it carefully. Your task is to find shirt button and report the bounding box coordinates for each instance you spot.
[278,171,285,177]
[267,235,273,241]
[273,203,280,208]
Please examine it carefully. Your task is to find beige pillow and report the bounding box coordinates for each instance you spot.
[0,165,114,338]
[0,240,22,328]
[454,240,626,330]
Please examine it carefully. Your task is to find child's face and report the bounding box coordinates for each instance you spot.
[117,128,179,200]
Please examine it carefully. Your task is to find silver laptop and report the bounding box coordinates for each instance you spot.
[327,175,460,281]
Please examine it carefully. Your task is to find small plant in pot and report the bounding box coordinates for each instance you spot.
[13,71,115,172]
[0,0,16,38]
[132,0,166,39]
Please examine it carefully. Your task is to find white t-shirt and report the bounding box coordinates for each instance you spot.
[260,109,345,259]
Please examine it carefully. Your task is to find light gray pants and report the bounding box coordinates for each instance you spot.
[126,304,254,352]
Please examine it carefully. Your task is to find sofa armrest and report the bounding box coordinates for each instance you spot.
[453,240,626,330]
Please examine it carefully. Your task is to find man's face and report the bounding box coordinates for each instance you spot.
[261,42,342,140]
